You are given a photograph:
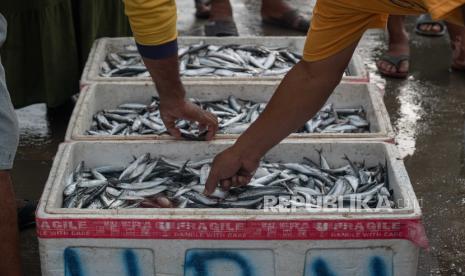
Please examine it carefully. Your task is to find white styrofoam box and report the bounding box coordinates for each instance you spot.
[65,82,394,142]
[80,36,369,85]
[37,140,425,276]
[40,239,415,276]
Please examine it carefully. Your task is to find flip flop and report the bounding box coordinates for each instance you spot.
[204,20,238,36]
[262,9,310,33]
[415,14,446,37]
[17,199,38,231]
[377,54,410,79]
[195,0,211,19]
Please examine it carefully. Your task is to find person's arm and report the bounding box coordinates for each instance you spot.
[204,40,360,194]
[124,0,218,139]
[142,52,218,139]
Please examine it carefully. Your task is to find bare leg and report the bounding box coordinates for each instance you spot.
[377,15,410,77]
[209,0,233,21]
[194,0,211,19]
[446,22,465,70]
[204,0,238,36]
[260,0,310,32]
[261,0,295,18]
[0,171,21,276]
[0,13,21,276]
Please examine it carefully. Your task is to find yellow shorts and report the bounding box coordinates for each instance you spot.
[303,0,465,61]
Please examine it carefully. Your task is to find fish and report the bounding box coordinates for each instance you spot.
[100,42,310,78]
[62,151,394,210]
[87,96,370,139]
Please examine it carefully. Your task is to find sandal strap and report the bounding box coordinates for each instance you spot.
[204,20,238,36]
[381,54,410,67]
[415,14,446,35]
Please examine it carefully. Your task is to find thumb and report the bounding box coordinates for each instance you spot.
[162,115,182,139]
[203,165,220,196]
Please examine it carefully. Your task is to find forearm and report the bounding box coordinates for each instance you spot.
[142,55,185,102]
[124,0,181,101]
[232,41,359,161]
[233,61,341,160]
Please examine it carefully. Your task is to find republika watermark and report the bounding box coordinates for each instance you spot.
[262,194,423,212]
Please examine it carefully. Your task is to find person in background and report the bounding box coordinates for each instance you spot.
[195,0,310,36]
[0,0,131,110]
[123,0,465,194]
[0,12,22,276]
[377,14,465,78]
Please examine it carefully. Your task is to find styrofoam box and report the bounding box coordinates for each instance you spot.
[37,140,423,276]
[80,36,369,85]
[65,82,394,142]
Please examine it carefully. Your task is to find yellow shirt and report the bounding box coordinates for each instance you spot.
[304,0,465,61]
[124,0,177,46]
[124,0,178,59]
[123,0,464,60]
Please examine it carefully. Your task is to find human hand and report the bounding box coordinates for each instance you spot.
[159,98,218,140]
[203,146,260,195]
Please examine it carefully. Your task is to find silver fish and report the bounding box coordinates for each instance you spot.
[62,152,393,210]
[88,96,370,139]
[100,42,305,78]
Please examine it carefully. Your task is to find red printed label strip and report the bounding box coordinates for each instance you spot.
[36,218,429,248]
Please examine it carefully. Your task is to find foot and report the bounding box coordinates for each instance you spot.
[415,14,446,36]
[417,23,443,34]
[377,32,410,78]
[205,0,238,36]
[261,0,309,32]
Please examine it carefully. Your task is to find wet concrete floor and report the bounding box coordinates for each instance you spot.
[11,0,465,275]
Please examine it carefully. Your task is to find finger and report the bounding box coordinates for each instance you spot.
[231,175,239,187]
[220,179,232,191]
[238,167,255,178]
[205,126,217,141]
[182,104,208,122]
[232,175,251,187]
[167,127,182,139]
[155,196,173,208]
[163,116,182,139]
[206,112,218,123]
[188,107,217,127]
[204,116,219,140]
[140,200,160,208]
[237,175,250,186]
[185,107,218,135]
[198,123,207,132]
[204,166,220,196]
[182,111,217,141]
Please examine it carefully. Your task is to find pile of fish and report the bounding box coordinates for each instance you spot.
[62,152,395,210]
[87,96,369,138]
[100,42,303,77]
